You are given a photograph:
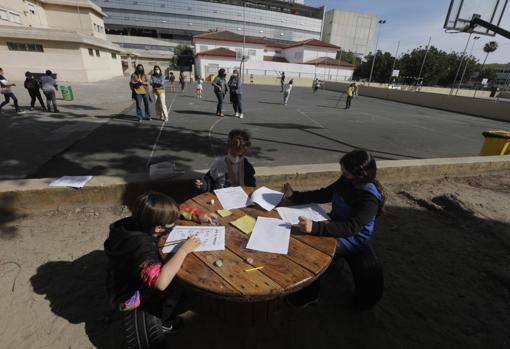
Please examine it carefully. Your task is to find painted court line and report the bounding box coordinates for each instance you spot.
[146,93,178,168]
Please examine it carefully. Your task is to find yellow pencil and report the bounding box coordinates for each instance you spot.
[244,266,264,272]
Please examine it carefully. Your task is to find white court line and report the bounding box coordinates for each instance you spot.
[208,116,225,158]
[146,93,178,168]
[296,108,328,131]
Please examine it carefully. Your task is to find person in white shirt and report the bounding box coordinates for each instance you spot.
[283,79,294,105]
[0,67,21,114]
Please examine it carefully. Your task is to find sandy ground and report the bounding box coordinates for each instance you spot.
[1,173,509,349]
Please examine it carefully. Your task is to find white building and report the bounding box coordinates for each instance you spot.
[194,31,354,81]
[322,9,377,57]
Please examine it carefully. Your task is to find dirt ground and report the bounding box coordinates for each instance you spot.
[1,173,509,349]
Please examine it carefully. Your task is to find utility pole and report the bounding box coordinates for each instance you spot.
[450,32,472,95]
[456,35,479,95]
[368,19,386,85]
[417,36,431,82]
[389,40,400,84]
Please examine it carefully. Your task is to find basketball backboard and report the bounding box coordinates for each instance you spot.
[444,0,508,36]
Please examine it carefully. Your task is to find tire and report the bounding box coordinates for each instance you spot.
[124,307,165,349]
[345,244,384,309]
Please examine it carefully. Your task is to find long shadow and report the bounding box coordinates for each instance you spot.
[59,104,105,111]
[0,195,26,239]
[258,101,284,105]
[173,110,217,116]
[244,122,324,130]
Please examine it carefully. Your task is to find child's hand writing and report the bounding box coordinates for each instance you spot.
[297,216,313,234]
[179,237,201,254]
[282,183,294,198]
[199,212,218,224]
[194,179,203,189]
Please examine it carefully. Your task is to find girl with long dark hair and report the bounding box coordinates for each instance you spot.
[130,64,150,122]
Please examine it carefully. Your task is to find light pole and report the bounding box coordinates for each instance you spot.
[456,35,479,94]
[417,36,431,83]
[389,39,400,84]
[449,32,472,95]
[368,19,386,85]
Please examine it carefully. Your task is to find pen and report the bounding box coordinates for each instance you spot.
[162,238,188,247]
[244,266,264,272]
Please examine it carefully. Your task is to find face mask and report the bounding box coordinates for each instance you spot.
[137,68,143,73]
[227,154,242,164]
[155,69,160,74]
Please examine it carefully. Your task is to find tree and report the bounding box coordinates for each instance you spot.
[353,50,394,83]
[336,50,361,66]
[170,45,194,70]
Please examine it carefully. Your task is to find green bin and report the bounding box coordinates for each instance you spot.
[60,85,74,101]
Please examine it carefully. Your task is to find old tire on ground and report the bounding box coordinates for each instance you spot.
[345,244,384,309]
[124,307,165,349]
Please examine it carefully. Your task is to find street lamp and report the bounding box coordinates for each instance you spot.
[368,19,386,85]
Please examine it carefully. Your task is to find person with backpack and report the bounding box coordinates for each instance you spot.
[24,71,46,112]
[0,67,22,114]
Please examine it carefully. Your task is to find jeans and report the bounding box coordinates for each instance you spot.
[0,92,19,111]
[29,89,45,109]
[43,89,58,111]
[215,91,224,114]
[231,93,243,114]
[134,93,150,120]
[345,96,352,109]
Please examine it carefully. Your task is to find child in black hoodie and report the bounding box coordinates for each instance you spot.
[24,71,46,111]
[105,192,215,315]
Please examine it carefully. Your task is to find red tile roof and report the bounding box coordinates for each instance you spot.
[286,39,340,50]
[196,47,236,58]
[193,31,268,45]
[305,57,354,68]
[263,55,289,62]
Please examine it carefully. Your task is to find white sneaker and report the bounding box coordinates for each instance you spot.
[238,113,243,119]
[235,112,239,117]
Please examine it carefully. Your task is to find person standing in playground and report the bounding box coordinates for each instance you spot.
[40,70,59,113]
[150,65,168,121]
[168,72,176,92]
[280,72,286,92]
[228,70,243,118]
[179,71,185,92]
[345,83,354,109]
[212,68,227,117]
[130,64,151,122]
[195,77,204,99]
[24,71,46,112]
[283,79,293,105]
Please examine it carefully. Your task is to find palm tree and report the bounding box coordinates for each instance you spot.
[474,41,498,97]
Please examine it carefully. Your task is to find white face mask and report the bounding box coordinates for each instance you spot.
[155,69,160,74]
[227,154,242,164]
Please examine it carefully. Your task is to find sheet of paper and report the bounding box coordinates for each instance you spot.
[162,226,225,254]
[217,209,232,217]
[214,186,249,210]
[247,186,284,211]
[230,215,256,235]
[246,217,291,255]
[276,204,330,225]
[49,176,93,188]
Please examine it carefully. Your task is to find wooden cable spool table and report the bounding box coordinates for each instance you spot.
[159,187,336,324]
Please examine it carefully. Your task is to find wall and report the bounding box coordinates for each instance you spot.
[80,46,123,81]
[324,81,510,122]
[360,82,491,98]
[0,0,49,28]
[302,47,336,62]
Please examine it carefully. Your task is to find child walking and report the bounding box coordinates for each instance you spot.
[283,79,293,105]
[105,192,216,326]
[168,72,177,92]
[195,77,204,99]
[0,67,21,114]
[24,72,46,111]
[194,129,256,192]
[150,65,168,121]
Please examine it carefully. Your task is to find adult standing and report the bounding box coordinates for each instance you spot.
[345,83,354,109]
[0,67,21,114]
[24,71,46,111]
[40,70,59,113]
[280,71,286,92]
[150,65,168,121]
[179,70,185,92]
[228,69,243,119]
[212,68,227,117]
[130,64,151,122]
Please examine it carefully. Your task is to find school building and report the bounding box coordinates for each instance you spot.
[0,0,123,82]
[193,31,354,82]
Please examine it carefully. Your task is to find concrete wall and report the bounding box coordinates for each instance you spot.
[368,82,491,98]
[324,81,510,122]
[80,47,123,82]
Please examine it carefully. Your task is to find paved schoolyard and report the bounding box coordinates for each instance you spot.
[17,82,510,179]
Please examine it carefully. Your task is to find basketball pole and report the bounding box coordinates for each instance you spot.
[449,32,472,95]
[417,36,431,83]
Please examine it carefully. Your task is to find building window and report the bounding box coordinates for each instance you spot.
[294,52,303,59]
[111,53,117,59]
[248,49,256,56]
[275,50,282,54]
[9,12,21,23]
[199,45,208,52]
[7,42,43,52]
[88,48,94,56]
[95,49,100,57]
[0,9,7,21]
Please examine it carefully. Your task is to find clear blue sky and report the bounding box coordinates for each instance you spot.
[306,0,510,64]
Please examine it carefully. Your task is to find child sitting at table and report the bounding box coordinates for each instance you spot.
[194,129,256,192]
[283,150,385,255]
[104,191,215,327]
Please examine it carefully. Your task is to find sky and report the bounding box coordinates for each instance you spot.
[306,0,510,64]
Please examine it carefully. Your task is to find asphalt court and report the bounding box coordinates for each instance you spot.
[33,83,510,178]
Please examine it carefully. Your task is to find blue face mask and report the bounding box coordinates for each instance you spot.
[227,154,242,164]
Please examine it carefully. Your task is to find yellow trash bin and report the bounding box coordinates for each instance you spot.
[479,130,510,156]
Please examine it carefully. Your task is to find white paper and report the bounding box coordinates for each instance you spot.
[246,217,291,255]
[214,186,249,210]
[276,204,330,225]
[247,186,284,211]
[49,176,93,188]
[162,226,225,253]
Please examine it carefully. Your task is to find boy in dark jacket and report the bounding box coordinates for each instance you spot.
[24,71,46,111]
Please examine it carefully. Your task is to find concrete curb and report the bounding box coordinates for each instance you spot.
[1,155,509,214]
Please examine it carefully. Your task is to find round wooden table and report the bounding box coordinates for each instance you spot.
[159,187,336,323]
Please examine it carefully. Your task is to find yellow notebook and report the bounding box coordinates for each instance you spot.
[217,209,232,217]
[230,215,256,235]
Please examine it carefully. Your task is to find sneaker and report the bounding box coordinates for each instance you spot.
[17,110,25,114]
[238,113,243,119]
[220,113,224,117]
[138,119,143,123]
[161,316,183,334]
[235,112,239,117]
[29,107,34,111]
